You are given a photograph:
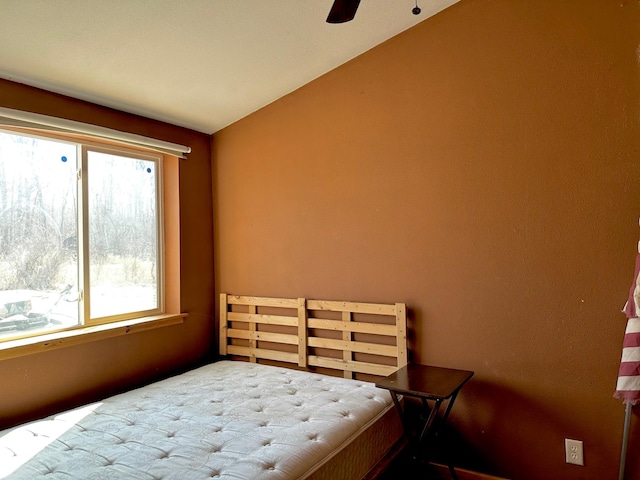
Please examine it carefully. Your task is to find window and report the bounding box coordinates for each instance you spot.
[0,129,165,342]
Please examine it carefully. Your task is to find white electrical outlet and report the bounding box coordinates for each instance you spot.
[565,439,584,466]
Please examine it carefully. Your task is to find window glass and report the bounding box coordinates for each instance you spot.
[0,132,79,339]
[88,150,159,318]
[0,130,163,342]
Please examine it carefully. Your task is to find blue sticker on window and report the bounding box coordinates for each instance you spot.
[147,168,152,173]
[61,156,68,163]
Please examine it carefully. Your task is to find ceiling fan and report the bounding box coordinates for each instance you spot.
[326,0,361,23]
[326,0,422,23]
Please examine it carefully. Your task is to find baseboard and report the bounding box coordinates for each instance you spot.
[431,463,509,480]
[362,437,508,480]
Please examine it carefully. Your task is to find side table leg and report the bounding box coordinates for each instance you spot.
[389,392,423,462]
[389,391,407,432]
[417,398,442,445]
[440,391,463,480]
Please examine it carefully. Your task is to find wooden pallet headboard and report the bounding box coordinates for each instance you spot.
[219,294,408,378]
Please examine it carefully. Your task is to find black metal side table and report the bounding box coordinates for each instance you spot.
[375,363,474,479]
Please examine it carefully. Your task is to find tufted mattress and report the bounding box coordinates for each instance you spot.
[0,360,401,479]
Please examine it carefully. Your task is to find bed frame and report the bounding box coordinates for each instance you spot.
[219,293,408,378]
[219,293,408,479]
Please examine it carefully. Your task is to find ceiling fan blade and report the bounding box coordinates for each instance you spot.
[326,0,361,23]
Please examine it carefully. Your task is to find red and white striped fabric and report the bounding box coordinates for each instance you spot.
[615,318,640,404]
[615,253,640,405]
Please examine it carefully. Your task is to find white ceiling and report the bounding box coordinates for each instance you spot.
[0,0,459,134]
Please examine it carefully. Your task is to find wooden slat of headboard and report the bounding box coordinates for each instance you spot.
[248,304,257,363]
[308,356,398,376]
[227,345,299,364]
[227,295,300,308]
[227,329,300,345]
[342,311,352,379]
[297,297,307,368]
[307,337,398,357]
[307,299,397,315]
[220,294,408,377]
[307,318,397,336]
[220,293,229,356]
[228,312,299,327]
[395,303,408,367]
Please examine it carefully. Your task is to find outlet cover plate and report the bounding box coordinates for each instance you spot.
[565,438,584,466]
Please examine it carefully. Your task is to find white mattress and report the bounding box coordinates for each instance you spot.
[0,360,394,479]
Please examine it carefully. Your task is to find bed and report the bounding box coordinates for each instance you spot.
[0,294,408,479]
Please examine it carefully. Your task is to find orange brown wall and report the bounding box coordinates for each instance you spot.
[212,1,640,479]
[0,79,215,428]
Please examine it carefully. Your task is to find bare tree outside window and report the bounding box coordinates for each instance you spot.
[88,151,158,318]
[0,132,78,337]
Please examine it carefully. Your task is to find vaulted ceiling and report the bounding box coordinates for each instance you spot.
[0,0,459,133]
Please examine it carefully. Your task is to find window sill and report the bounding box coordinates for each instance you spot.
[0,314,187,361]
